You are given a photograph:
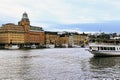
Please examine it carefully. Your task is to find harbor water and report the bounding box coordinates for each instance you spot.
[0,48,120,80]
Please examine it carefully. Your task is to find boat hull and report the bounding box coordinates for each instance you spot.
[90,50,120,57]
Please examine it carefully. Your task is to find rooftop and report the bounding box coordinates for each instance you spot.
[0,23,24,32]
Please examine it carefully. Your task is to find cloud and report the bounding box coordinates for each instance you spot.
[1,0,120,33]
[1,0,120,24]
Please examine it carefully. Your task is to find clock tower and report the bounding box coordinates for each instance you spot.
[18,12,30,32]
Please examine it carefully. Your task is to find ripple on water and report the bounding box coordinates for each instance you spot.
[0,48,120,80]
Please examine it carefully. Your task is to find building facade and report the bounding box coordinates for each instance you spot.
[0,12,88,49]
[45,31,88,48]
[0,12,44,49]
[0,23,25,44]
[72,32,88,47]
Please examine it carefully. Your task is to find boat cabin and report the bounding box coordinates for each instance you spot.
[90,45,120,51]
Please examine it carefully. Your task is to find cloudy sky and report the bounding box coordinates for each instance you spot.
[0,0,120,33]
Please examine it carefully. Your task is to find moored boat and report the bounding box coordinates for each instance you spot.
[31,44,36,49]
[5,45,19,50]
[89,43,120,57]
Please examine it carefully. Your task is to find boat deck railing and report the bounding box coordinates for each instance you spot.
[89,42,120,46]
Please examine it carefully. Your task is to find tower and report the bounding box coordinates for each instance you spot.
[18,12,30,32]
[22,12,29,22]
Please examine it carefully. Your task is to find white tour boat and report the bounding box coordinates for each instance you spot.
[89,43,120,56]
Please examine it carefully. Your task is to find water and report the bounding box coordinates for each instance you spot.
[0,48,120,80]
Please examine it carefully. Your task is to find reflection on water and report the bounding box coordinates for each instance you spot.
[90,57,120,68]
[0,48,120,80]
[89,57,120,79]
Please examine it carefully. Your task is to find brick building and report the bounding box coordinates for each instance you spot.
[45,31,88,48]
[0,12,44,49]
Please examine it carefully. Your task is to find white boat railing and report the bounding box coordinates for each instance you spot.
[89,42,120,46]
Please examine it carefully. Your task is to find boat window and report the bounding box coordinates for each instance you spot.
[98,47,100,50]
[99,47,115,51]
[106,47,110,50]
[110,47,115,50]
[110,47,112,50]
[113,47,115,50]
[104,47,107,50]
[106,47,115,50]
[100,47,104,50]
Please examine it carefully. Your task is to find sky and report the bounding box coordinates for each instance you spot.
[0,0,120,33]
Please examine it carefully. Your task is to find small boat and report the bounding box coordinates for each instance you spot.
[72,45,81,48]
[89,43,120,57]
[31,44,36,49]
[46,44,55,48]
[5,45,19,50]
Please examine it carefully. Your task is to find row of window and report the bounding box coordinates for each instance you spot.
[98,47,116,50]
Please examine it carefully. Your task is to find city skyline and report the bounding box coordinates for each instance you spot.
[0,0,120,33]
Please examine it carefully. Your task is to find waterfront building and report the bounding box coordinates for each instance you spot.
[57,32,69,47]
[45,31,88,48]
[45,31,58,48]
[18,12,44,46]
[0,12,44,49]
[0,12,88,49]
[72,32,88,47]
[45,31,69,47]
[0,23,25,44]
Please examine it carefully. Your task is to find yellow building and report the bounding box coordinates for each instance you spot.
[56,33,69,47]
[0,12,88,49]
[0,23,25,44]
[0,12,45,49]
[45,31,58,48]
[45,31,88,47]
[73,33,88,47]
[45,31,70,47]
